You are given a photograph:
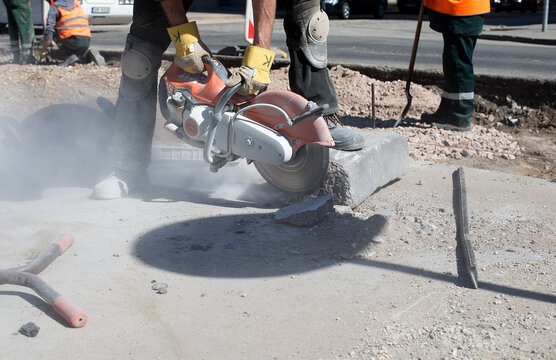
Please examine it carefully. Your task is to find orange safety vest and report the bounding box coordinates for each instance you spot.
[424,0,490,16]
[55,0,91,39]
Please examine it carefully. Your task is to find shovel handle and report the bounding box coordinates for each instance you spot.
[407,0,426,78]
[396,0,426,128]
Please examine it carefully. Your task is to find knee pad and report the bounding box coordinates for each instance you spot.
[296,7,329,69]
[120,37,163,100]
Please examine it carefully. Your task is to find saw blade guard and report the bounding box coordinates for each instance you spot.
[243,90,334,151]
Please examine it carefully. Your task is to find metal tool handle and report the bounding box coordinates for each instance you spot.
[395,0,426,127]
[203,76,243,165]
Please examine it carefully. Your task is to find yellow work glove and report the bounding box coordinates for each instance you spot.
[38,51,50,64]
[225,45,275,95]
[167,22,211,73]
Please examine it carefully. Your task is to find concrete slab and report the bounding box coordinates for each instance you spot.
[322,130,409,208]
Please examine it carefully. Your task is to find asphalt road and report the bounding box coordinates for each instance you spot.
[84,12,556,80]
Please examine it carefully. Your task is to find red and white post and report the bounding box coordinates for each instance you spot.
[244,0,254,45]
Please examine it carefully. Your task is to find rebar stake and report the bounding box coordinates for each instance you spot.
[371,83,376,128]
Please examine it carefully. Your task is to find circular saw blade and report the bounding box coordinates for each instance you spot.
[254,144,329,194]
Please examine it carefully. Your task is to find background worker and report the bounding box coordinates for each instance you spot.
[420,0,490,132]
[92,0,364,200]
[2,0,35,64]
[39,0,104,66]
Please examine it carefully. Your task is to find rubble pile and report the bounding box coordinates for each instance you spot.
[393,125,522,161]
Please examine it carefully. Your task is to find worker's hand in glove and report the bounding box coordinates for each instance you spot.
[38,51,50,64]
[167,22,211,73]
[225,46,275,95]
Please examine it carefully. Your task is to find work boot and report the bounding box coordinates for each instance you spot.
[421,111,471,132]
[85,48,105,66]
[9,40,20,63]
[60,54,80,67]
[91,170,150,200]
[19,46,35,65]
[324,113,365,151]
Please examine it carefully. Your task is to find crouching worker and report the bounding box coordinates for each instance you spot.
[39,0,105,66]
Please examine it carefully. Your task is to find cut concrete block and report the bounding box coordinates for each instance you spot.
[321,130,409,208]
[274,195,334,227]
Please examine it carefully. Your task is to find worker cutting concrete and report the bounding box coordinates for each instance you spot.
[38,0,104,66]
[420,0,490,131]
[92,0,365,200]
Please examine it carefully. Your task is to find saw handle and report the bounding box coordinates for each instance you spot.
[291,103,329,125]
[204,80,243,165]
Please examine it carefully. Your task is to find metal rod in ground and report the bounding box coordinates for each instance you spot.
[452,167,478,289]
[371,83,376,128]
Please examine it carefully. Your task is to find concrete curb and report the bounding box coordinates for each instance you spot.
[322,130,409,208]
[479,34,556,46]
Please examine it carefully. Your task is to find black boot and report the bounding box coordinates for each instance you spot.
[324,113,365,151]
[10,45,20,64]
[421,110,471,132]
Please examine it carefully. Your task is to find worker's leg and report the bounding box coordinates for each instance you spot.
[281,0,337,114]
[281,0,364,151]
[5,0,34,64]
[421,11,484,131]
[59,36,91,66]
[4,1,21,63]
[61,36,91,56]
[93,0,194,199]
[438,33,478,129]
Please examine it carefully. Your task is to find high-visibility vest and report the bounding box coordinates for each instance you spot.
[424,0,490,16]
[55,0,91,39]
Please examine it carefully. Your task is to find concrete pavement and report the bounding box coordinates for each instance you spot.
[481,22,556,45]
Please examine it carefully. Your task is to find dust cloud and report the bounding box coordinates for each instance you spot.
[0,101,278,204]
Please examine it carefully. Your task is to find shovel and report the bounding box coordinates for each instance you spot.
[394,0,426,127]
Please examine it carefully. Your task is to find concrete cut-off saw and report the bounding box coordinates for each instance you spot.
[159,56,334,193]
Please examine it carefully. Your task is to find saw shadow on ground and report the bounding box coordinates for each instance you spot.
[134,213,556,304]
[134,212,389,278]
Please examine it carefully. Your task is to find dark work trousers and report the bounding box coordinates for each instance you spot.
[2,0,34,62]
[112,0,339,175]
[428,10,484,127]
[55,35,91,57]
[280,0,339,116]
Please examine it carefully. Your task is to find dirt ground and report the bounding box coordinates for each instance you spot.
[0,59,554,359]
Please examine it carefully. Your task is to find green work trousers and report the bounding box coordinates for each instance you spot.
[428,10,484,127]
[2,0,34,60]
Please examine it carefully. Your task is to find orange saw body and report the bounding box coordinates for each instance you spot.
[159,57,333,193]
